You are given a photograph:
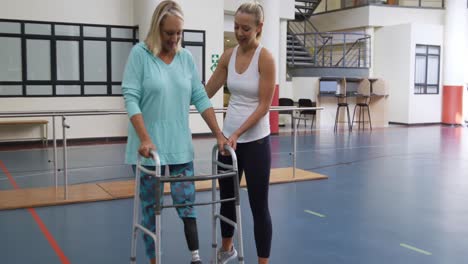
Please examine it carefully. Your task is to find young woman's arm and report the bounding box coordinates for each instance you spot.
[205,48,233,98]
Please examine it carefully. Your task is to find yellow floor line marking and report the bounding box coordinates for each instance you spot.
[400,243,432,255]
[304,210,325,218]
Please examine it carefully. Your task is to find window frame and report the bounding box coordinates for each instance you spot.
[0,19,138,97]
[1,19,207,97]
[414,44,440,95]
[182,29,206,84]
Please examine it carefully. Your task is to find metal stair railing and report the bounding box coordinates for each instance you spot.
[287,32,371,68]
[335,36,371,67]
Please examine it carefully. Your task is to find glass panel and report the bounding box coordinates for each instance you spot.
[112,85,122,95]
[85,85,107,95]
[343,0,361,8]
[84,41,107,81]
[26,85,52,95]
[428,46,440,55]
[55,25,80,36]
[399,0,419,7]
[325,0,341,11]
[56,85,81,95]
[319,81,338,93]
[421,0,443,8]
[27,39,51,80]
[0,21,20,34]
[185,45,203,81]
[415,55,426,84]
[427,85,438,94]
[112,28,133,39]
[0,37,22,81]
[414,85,424,94]
[25,23,51,35]
[415,45,426,54]
[427,55,439,85]
[135,28,139,40]
[83,26,106,37]
[0,85,22,96]
[183,31,204,42]
[57,40,79,80]
[112,42,133,82]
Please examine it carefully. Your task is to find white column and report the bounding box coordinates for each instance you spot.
[133,0,161,41]
[365,27,375,77]
[279,19,291,98]
[465,7,468,122]
[443,0,466,86]
[442,0,467,124]
[260,0,280,84]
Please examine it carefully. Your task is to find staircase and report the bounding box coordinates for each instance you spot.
[287,0,371,77]
[287,0,322,68]
[294,0,322,21]
[287,34,315,67]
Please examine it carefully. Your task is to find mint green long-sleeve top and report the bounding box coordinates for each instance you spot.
[122,43,212,166]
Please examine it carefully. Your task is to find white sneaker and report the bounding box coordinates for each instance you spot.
[217,247,237,264]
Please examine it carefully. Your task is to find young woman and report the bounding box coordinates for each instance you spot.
[205,2,276,264]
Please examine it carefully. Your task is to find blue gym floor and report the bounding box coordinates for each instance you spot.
[1,125,467,264]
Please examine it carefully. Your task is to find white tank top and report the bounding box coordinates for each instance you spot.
[223,44,270,143]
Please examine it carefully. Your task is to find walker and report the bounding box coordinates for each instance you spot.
[130,144,244,264]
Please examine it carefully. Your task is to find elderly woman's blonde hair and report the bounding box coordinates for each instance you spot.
[235,1,264,39]
[145,0,184,55]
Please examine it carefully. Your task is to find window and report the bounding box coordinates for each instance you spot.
[182,30,205,84]
[0,19,137,97]
[414,44,440,94]
[1,19,206,97]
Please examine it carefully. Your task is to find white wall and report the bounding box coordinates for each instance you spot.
[310,5,444,32]
[0,0,133,25]
[0,0,225,140]
[408,24,444,124]
[466,10,468,122]
[373,23,443,124]
[368,5,444,27]
[310,6,369,32]
[374,24,411,123]
[224,0,295,19]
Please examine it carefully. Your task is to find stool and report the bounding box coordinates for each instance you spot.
[352,102,372,130]
[334,77,352,133]
[351,78,372,131]
[334,102,352,132]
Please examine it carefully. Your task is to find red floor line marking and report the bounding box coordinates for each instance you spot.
[0,160,19,189]
[0,160,71,264]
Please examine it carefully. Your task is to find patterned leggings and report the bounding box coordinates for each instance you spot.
[133,162,196,259]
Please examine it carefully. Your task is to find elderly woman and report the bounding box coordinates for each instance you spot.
[122,1,226,263]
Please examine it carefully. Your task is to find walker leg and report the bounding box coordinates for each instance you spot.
[156,213,162,264]
[130,168,141,263]
[212,178,218,264]
[235,205,244,264]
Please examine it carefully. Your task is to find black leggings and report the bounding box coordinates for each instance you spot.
[218,135,272,258]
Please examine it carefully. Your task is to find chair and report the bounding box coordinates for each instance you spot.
[352,78,372,130]
[334,77,352,132]
[279,98,295,129]
[297,99,316,129]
